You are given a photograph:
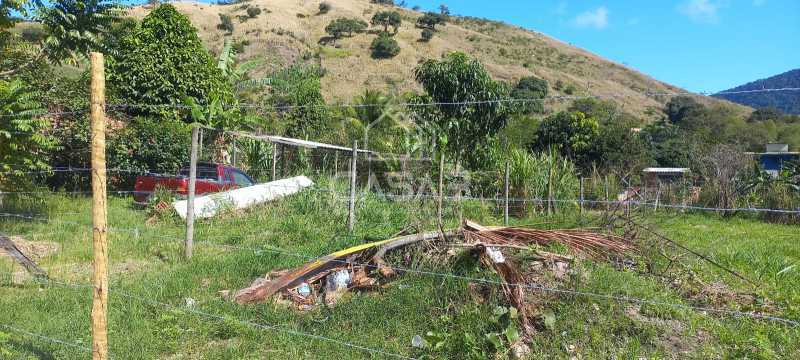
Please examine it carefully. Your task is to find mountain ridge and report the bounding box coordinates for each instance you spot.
[713,68,800,115]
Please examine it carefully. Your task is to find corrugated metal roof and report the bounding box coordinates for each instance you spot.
[642,167,690,173]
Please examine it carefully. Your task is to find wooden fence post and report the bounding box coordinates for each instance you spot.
[89,52,109,360]
[503,160,510,226]
[604,175,609,210]
[231,136,237,167]
[185,124,199,259]
[347,142,358,232]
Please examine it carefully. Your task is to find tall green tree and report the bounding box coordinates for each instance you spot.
[371,11,401,33]
[265,64,328,138]
[108,4,231,120]
[511,76,548,114]
[0,79,56,189]
[325,17,367,43]
[414,52,510,168]
[416,12,446,31]
[532,111,599,169]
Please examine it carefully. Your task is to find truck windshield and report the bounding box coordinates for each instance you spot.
[179,168,219,181]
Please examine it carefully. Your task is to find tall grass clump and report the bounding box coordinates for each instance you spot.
[473,144,579,216]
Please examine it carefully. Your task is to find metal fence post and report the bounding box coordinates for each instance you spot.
[347,142,358,232]
[579,177,585,214]
[185,124,199,259]
[437,152,445,231]
[271,142,277,181]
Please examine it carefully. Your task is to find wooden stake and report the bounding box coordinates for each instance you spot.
[503,160,510,226]
[89,52,109,360]
[347,142,358,232]
[231,137,237,167]
[185,124,199,259]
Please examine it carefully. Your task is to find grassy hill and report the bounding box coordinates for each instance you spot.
[714,68,800,115]
[126,0,733,120]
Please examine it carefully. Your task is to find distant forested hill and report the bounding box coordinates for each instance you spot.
[714,69,800,114]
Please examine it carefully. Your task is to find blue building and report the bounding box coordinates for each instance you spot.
[749,144,799,176]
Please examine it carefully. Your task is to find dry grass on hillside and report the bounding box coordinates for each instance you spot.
[127,1,741,120]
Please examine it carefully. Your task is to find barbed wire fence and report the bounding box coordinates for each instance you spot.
[1,59,800,358]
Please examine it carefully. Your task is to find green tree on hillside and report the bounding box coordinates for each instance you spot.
[416,12,446,31]
[265,65,329,138]
[414,52,510,168]
[511,76,548,114]
[371,11,401,34]
[532,111,599,169]
[108,4,231,120]
[325,17,367,43]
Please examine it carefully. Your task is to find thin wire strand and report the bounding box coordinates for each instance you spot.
[0,323,94,354]
[104,87,800,112]
[100,226,800,327]
[26,277,415,360]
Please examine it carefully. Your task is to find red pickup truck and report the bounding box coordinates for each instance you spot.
[133,162,255,205]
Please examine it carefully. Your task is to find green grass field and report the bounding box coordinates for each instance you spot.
[1,181,798,359]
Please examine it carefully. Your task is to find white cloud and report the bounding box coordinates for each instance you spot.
[679,0,721,24]
[753,0,766,6]
[573,6,609,29]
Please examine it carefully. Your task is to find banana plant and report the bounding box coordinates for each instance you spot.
[216,37,272,92]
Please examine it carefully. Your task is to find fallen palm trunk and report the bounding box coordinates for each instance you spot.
[463,221,635,259]
[0,234,48,279]
[235,230,454,304]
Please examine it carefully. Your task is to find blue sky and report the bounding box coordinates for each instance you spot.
[408,0,799,93]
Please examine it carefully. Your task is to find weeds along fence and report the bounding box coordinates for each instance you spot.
[2,57,800,358]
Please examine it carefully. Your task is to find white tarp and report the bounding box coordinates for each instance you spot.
[173,176,314,219]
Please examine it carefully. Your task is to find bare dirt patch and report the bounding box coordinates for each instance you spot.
[0,236,60,261]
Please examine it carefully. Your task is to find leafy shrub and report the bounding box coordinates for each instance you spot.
[107,117,191,189]
[218,13,234,32]
[420,28,434,41]
[318,2,331,14]
[109,4,232,120]
[370,33,401,59]
[476,144,579,215]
